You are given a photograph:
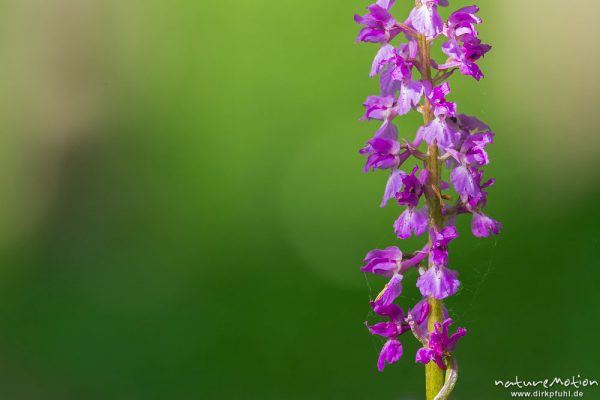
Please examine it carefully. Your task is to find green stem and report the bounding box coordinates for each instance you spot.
[418,33,446,400]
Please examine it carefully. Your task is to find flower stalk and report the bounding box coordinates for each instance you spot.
[418,32,446,400]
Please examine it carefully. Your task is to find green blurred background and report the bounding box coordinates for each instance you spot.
[0,0,598,398]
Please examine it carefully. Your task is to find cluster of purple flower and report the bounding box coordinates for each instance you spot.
[355,0,500,373]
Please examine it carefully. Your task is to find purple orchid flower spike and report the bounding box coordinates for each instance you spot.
[352,1,498,395]
[416,318,467,370]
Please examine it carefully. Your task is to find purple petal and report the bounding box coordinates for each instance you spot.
[441,39,462,61]
[374,121,398,140]
[374,274,403,306]
[371,44,395,77]
[364,246,402,263]
[447,327,467,352]
[431,248,448,266]
[415,347,433,365]
[393,206,428,239]
[406,3,443,38]
[366,321,399,338]
[362,246,401,277]
[361,123,402,172]
[457,114,489,132]
[381,169,405,207]
[361,259,397,277]
[396,80,424,116]
[451,165,479,200]
[401,244,429,270]
[371,301,405,323]
[416,266,460,300]
[377,339,403,371]
[432,226,459,248]
[471,212,502,237]
[380,64,402,96]
[361,95,396,121]
[418,118,460,150]
[410,299,430,325]
[459,61,484,81]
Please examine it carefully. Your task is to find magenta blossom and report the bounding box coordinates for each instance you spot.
[395,165,428,207]
[417,83,461,150]
[416,318,467,369]
[366,302,406,371]
[361,245,429,307]
[444,6,482,39]
[360,122,408,172]
[355,1,401,44]
[430,226,458,266]
[410,298,447,333]
[367,299,430,371]
[361,95,397,121]
[438,37,491,81]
